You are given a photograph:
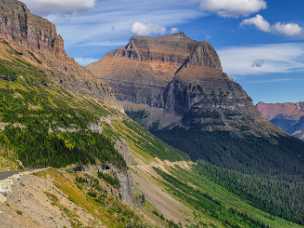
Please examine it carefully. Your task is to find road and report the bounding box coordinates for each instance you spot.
[0,171,19,181]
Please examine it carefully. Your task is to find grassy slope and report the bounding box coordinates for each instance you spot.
[104,118,303,227]
[0,44,301,227]
[0,46,180,227]
[0,56,125,170]
[36,168,148,228]
[113,119,188,162]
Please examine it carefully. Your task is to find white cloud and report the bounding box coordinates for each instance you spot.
[241,14,270,32]
[218,43,304,75]
[200,0,267,17]
[170,27,179,34]
[46,0,202,49]
[21,0,95,14]
[241,15,303,37]
[273,23,303,36]
[39,0,202,59]
[131,21,166,36]
[77,41,127,47]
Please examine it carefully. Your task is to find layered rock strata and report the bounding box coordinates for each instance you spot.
[0,0,111,97]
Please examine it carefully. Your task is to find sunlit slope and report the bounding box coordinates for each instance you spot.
[0,57,124,170]
[102,118,302,227]
[0,42,301,227]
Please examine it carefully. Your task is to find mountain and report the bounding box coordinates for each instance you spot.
[0,0,304,226]
[257,102,304,120]
[257,102,304,140]
[88,34,304,175]
[88,33,222,108]
[0,0,110,98]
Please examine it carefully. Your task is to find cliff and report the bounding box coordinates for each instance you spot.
[113,33,222,70]
[87,33,222,107]
[88,33,268,133]
[0,0,111,98]
[0,0,63,56]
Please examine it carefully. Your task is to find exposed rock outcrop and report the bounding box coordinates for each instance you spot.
[87,33,222,107]
[88,33,270,134]
[0,0,63,55]
[164,72,261,132]
[0,0,111,98]
[113,33,222,70]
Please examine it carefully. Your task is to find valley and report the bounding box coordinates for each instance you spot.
[0,0,303,227]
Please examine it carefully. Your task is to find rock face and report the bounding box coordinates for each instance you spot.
[0,0,63,56]
[257,102,304,140]
[88,33,267,133]
[164,71,261,132]
[88,33,304,174]
[0,0,111,98]
[88,33,222,108]
[114,33,222,70]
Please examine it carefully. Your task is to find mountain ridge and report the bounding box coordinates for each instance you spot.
[87,33,223,108]
[257,102,304,140]
[0,0,111,98]
[87,33,265,130]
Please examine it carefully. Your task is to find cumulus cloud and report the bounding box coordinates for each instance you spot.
[241,15,303,37]
[241,14,270,32]
[218,43,304,75]
[131,21,166,36]
[48,0,201,48]
[170,27,179,34]
[21,0,95,15]
[200,0,267,17]
[273,23,303,36]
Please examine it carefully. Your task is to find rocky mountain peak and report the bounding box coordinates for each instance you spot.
[88,33,266,133]
[0,0,111,98]
[113,33,222,71]
[0,0,65,57]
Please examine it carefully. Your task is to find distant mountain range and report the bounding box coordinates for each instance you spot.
[257,102,304,140]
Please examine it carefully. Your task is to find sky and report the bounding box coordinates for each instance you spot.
[21,0,304,103]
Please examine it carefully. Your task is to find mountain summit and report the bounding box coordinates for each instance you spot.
[88,34,304,174]
[87,33,267,133]
[88,33,223,107]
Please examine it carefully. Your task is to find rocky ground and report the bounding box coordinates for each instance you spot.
[0,170,100,228]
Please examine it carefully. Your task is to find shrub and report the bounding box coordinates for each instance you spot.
[98,171,120,188]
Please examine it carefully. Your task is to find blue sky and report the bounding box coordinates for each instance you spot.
[21,0,304,103]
